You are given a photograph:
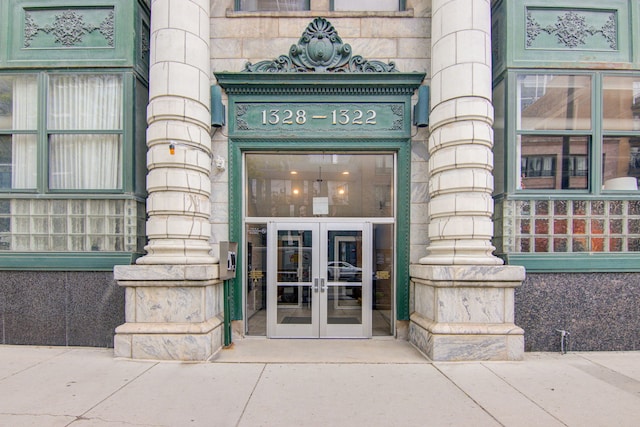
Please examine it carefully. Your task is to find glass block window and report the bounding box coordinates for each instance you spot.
[238,0,309,11]
[0,199,144,252]
[500,199,640,253]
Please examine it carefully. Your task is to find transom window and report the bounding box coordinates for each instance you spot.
[332,0,403,11]
[235,0,405,12]
[516,72,640,192]
[0,72,124,192]
[236,0,309,11]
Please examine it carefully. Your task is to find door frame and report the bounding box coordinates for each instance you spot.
[230,143,411,336]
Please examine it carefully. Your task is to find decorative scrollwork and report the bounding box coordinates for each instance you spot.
[526,11,542,48]
[526,10,618,50]
[23,9,115,48]
[244,17,397,73]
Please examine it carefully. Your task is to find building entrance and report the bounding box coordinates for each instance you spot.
[268,221,371,338]
[243,153,397,338]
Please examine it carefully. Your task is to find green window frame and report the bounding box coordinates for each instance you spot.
[512,70,640,195]
[0,70,131,194]
[495,70,640,272]
[0,69,144,269]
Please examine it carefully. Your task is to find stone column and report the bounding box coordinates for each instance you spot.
[422,0,501,266]
[113,0,224,361]
[409,0,524,360]
[137,0,216,265]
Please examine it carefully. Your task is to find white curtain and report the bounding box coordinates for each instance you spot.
[11,76,38,189]
[48,74,122,190]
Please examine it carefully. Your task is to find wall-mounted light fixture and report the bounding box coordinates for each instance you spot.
[413,85,430,128]
[211,85,226,128]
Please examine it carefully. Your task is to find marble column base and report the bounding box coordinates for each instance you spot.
[113,264,224,361]
[409,264,525,361]
[114,317,223,361]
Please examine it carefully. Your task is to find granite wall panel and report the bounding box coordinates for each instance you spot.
[0,272,124,347]
[516,273,640,352]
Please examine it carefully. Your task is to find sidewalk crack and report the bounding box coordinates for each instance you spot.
[235,363,267,427]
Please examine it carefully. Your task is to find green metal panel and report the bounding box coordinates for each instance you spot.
[2,0,148,69]
[504,253,640,272]
[231,101,408,138]
[498,0,633,69]
[0,252,139,271]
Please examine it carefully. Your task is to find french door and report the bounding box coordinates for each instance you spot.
[267,221,372,338]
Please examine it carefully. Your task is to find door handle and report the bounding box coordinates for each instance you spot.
[313,278,319,293]
[320,278,326,293]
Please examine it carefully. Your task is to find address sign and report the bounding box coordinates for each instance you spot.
[234,102,405,135]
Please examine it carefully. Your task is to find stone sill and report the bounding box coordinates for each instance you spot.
[226,9,416,18]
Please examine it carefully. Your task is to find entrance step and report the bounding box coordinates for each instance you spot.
[211,338,430,364]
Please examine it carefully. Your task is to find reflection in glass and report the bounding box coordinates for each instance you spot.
[373,223,393,335]
[276,229,313,325]
[603,76,640,131]
[246,223,267,335]
[326,229,363,326]
[246,153,394,218]
[519,135,589,190]
[602,137,640,190]
[517,74,591,131]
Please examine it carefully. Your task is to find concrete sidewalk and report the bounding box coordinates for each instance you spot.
[0,340,639,427]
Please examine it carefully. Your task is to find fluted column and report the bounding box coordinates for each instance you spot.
[420,0,502,265]
[137,0,216,265]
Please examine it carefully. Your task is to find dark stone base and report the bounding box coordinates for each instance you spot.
[516,273,640,352]
[0,271,124,347]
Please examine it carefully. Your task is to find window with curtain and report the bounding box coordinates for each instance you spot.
[0,72,124,192]
[0,75,38,190]
[48,74,123,190]
[238,0,309,11]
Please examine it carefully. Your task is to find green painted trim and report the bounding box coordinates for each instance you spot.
[504,253,640,272]
[216,72,425,94]
[0,252,139,271]
[395,141,411,320]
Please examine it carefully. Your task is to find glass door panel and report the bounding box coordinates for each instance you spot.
[321,223,371,337]
[267,221,371,338]
[268,224,318,337]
